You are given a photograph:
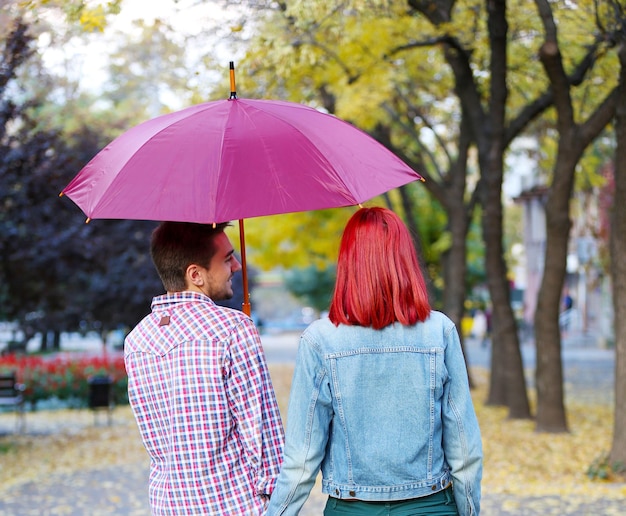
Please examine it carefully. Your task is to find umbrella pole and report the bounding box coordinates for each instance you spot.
[238,219,251,316]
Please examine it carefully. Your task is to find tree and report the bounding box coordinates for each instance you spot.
[238,1,484,385]
[426,0,534,416]
[386,0,533,413]
[105,18,193,118]
[7,0,122,33]
[0,20,165,348]
[532,0,619,432]
[1,115,100,347]
[608,0,626,473]
[232,0,622,423]
[407,0,619,425]
[284,265,336,313]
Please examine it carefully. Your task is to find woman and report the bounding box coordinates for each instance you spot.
[267,207,482,516]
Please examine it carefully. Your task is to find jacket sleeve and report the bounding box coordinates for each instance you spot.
[441,323,483,515]
[227,318,285,497]
[266,333,333,516]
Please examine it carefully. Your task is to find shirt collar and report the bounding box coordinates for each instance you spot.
[151,291,215,311]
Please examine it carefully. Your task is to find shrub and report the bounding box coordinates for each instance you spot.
[0,353,128,408]
[587,452,626,482]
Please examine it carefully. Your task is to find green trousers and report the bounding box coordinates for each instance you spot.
[323,487,458,516]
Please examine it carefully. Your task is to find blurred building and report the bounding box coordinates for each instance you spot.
[511,153,613,345]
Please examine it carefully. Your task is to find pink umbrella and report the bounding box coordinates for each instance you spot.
[61,63,423,314]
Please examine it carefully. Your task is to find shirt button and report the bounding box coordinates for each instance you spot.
[349,491,356,497]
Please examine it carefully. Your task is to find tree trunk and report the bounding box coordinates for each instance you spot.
[609,42,626,470]
[533,153,574,432]
[53,330,61,350]
[442,201,473,387]
[482,161,530,418]
[39,331,48,352]
[533,0,618,433]
[398,185,427,280]
[376,108,476,388]
[482,0,531,418]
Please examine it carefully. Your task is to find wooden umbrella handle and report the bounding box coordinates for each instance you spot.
[238,219,251,316]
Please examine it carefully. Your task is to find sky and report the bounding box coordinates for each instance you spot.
[38,0,238,102]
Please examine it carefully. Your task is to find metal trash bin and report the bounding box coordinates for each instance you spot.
[88,375,114,425]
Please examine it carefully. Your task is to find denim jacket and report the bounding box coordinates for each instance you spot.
[266,311,482,516]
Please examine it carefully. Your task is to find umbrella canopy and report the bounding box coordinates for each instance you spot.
[62,98,422,224]
[61,64,423,315]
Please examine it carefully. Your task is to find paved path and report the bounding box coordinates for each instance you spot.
[2,463,625,516]
[263,331,617,404]
[0,331,621,515]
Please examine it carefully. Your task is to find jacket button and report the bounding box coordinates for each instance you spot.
[349,491,356,497]
[432,485,437,491]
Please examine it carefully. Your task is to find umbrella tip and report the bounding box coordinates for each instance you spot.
[85,217,91,224]
[229,61,237,100]
[59,191,64,197]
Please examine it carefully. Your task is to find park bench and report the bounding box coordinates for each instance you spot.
[0,371,26,433]
[0,340,27,356]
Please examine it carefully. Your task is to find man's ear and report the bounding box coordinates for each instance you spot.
[186,264,204,287]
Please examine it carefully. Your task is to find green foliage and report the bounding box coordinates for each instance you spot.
[242,0,611,132]
[575,131,616,191]
[16,0,122,33]
[0,442,15,455]
[0,19,163,342]
[587,452,626,482]
[105,19,193,117]
[284,265,336,313]
[245,208,353,271]
[235,0,620,323]
[243,190,458,303]
[0,100,162,337]
[466,207,487,287]
[4,0,619,350]
[404,186,448,264]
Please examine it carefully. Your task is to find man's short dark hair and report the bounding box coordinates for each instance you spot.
[151,221,230,292]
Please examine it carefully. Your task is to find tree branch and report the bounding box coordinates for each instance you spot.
[505,34,603,146]
[534,0,575,129]
[578,86,619,145]
[379,102,444,183]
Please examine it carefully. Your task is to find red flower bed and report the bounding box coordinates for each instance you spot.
[0,353,128,407]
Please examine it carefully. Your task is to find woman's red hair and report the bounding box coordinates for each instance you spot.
[328,207,431,329]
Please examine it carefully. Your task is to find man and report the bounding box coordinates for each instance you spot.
[125,221,284,515]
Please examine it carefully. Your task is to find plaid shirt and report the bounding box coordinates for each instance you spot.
[125,291,284,515]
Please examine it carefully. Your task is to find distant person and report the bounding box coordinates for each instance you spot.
[471,309,487,342]
[560,290,574,333]
[483,305,493,348]
[563,292,574,311]
[124,222,284,515]
[267,207,483,516]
